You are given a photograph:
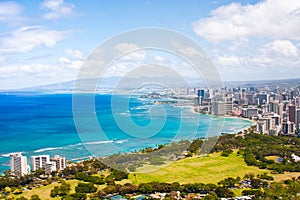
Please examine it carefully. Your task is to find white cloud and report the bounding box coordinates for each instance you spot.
[228,37,249,51]
[0,64,61,78]
[114,42,140,53]
[193,0,300,42]
[65,49,84,60]
[216,54,241,66]
[0,26,70,53]
[0,1,25,25]
[41,0,75,20]
[260,40,299,57]
[215,40,300,76]
[58,57,83,70]
[114,43,145,61]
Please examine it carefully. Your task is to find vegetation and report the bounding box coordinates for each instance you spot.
[2,126,300,199]
[50,181,71,197]
[129,151,269,184]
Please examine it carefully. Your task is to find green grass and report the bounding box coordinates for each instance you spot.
[129,151,269,184]
[14,180,81,200]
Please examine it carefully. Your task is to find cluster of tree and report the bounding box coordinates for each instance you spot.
[74,172,105,185]
[50,181,71,197]
[49,181,97,200]
[0,173,33,190]
[94,178,239,198]
[195,132,300,173]
[241,177,300,199]
[98,140,191,171]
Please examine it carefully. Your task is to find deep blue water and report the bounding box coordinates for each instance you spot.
[0,92,252,172]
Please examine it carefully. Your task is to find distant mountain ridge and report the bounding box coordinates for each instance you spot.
[3,77,300,92]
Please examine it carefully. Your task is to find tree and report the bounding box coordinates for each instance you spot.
[62,193,87,200]
[203,192,220,200]
[30,195,41,200]
[91,190,106,199]
[218,177,237,188]
[75,183,97,193]
[103,185,118,194]
[50,181,71,197]
[16,197,28,200]
[119,183,137,194]
[139,183,153,194]
[215,187,234,198]
[242,189,263,198]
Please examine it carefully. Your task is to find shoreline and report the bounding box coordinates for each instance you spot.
[0,97,255,172]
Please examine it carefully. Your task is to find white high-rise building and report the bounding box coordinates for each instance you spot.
[10,153,30,176]
[50,155,66,171]
[31,155,50,171]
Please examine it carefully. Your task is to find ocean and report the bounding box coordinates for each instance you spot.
[0,92,252,172]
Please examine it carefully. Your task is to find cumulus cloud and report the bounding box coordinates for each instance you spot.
[215,40,300,75]
[260,40,299,57]
[41,0,75,20]
[193,0,300,42]
[0,26,70,53]
[0,48,83,85]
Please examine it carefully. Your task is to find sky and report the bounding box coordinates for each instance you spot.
[0,0,300,89]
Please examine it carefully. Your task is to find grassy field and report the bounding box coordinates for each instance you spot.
[272,172,300,182]
[10,152,300,199]
[14,180,81,200]
[128,151,269,184]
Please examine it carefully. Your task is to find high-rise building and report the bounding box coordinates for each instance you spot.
[10,153,30,176]
[257,120,266,134]
[269,101,279,114]
[257,93,269,105]
[246,93,255,105]
[50,155,66,171]
[282,121,295,134]
[288,105,296,124]
[296,108,300,130]
[31,155,50,171]
[197,89,205,98]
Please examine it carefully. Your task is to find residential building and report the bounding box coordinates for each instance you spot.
[31,155,50,171]
[10,153,30,176]
[45,161,57,174]
[50,155,66,171]
[211,101,233,116]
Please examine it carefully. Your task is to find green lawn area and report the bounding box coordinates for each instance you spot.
[129,151,269,184]
[14,179,81,200]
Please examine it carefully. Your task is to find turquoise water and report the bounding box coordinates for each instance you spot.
[0,92,252,172]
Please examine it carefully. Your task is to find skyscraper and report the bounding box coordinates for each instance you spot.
[296,108,300,130]
[288,105,296,124]
[10,153,30,176]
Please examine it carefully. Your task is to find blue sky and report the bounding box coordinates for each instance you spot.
[0,0,300,89]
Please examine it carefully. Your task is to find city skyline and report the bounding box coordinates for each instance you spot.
[1,0,300,89]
